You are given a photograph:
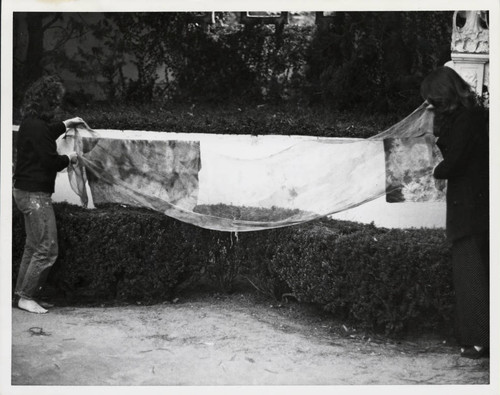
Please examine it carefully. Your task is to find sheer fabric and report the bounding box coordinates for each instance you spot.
[60,103,445,231]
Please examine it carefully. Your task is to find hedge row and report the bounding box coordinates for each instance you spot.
[269,223,453,334]
[47,102,404,139]
[12,202,453,334]
[12,203,210,302]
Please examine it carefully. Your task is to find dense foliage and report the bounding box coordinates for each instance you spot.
[14,11,453,114]
[12,203,453,335]
[306,12,453,112]
[12,203,209,302]
[270,222,453,334]
[19,101,404,139]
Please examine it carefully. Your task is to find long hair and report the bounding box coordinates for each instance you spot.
[20,76,65,121]
[420,66,477,114]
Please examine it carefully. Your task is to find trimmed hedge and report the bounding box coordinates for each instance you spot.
[268,222,453,334]
[12,203,210,302]
[16,102,403,139]
[12,202,453,334]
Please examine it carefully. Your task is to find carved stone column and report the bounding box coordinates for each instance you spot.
[445,11,489,99]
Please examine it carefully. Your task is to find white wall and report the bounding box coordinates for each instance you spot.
[51,128,445,229]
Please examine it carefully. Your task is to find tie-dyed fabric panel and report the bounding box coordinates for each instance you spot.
[63,103,445,231]
[384,135,446,203]
[81,138,200,211]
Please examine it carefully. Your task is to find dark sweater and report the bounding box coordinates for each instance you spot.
[433,106,489,241]
[14,117,69,194]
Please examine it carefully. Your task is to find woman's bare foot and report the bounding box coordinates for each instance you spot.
[18,298,48,314]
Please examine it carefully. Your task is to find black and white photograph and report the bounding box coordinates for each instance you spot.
[1,0,498,393]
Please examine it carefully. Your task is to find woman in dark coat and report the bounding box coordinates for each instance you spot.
[421,66,489,359]
[13,75,87,314]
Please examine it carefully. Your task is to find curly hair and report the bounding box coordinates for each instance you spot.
[420,66,478,114]
[20,76,65,121]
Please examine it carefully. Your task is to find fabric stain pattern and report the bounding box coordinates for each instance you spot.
[384,135,446,203]
[82,138,201,211]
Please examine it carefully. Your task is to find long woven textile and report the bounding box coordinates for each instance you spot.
[59,103,445,231]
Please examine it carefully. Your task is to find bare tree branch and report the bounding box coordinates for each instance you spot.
[42,13,62,30]
[47,19,92,54]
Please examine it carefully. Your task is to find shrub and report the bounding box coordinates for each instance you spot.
[237,229,292,300]
[36,101,400,141]
[204,234,243,294]
[12,202,453,334]
[270,220,453,334]
[12,203,209,303]
[305,12,453,113]
[15,12,452,114]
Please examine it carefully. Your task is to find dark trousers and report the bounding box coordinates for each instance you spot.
[451,232,489,347]
[13,188,58,300]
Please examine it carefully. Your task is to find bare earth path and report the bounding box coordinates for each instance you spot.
[11,294,489,386]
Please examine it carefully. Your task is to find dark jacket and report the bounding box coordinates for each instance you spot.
[433,106,489,241]
[14,117,69,194]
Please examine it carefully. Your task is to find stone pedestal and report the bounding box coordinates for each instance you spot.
[446,53,489,95]
[445,11,489,100]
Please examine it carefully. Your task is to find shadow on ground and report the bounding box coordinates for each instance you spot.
[11,292,489,385]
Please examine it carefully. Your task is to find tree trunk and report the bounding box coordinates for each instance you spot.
[25,14,45,83]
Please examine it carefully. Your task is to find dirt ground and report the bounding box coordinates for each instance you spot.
[11,292,490,386]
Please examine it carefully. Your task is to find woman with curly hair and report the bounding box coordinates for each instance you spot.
[13,75,88,314]
[421,66,489,359]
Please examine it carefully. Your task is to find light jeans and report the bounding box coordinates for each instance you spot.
[13,188,58,300]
